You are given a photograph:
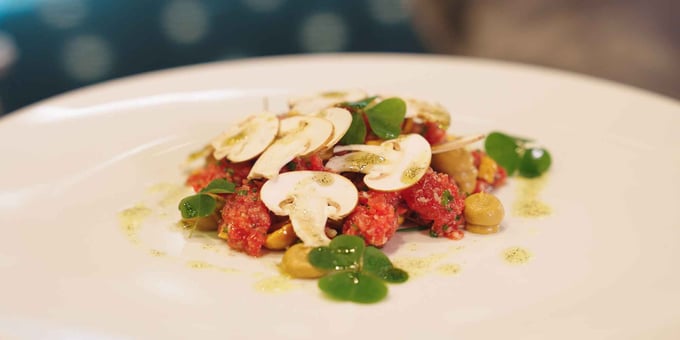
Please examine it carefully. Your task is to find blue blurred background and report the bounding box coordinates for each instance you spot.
[0,0,425,114]
[0,0,677,115]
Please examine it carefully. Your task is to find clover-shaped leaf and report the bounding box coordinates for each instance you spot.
[178,178,235,219]
[318,271,387,304]
[308,235,365,271]
[307,235,409,303]
[363,246,409,283]
[365,97,406,140]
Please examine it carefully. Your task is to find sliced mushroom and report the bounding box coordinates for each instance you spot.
[211,112,279,162]
[288,89,367,116]
[317,107,352,149]
[248,116,333,179]
[326,133,432,191]
[260,171,358,247]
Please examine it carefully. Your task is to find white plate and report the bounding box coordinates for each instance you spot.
[1,54,679,339]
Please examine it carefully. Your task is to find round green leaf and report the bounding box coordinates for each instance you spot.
[484,132,521,175]
[308,235,365,271]
[365,97,406,140]
[178,193,217,219]
[339,112,367,145]
[308,247,342,271]
[519,147,552,178]
[330,235,366,252]
[380,268,409,283]
[328,235,365,269]
[200,178,235,194]
[318,271,388,304]
[362,246,393,275]
[362,247,409,283]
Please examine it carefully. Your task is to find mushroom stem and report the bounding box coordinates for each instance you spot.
[288,192,331,247]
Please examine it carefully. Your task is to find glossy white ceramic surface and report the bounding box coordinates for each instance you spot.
[1,54,679,339]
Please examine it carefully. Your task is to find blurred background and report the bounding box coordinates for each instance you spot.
[0,0,677,116]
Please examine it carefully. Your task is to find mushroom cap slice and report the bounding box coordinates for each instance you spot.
[406,98,450,129]
[248,116,333,179]
[318,107,352,149]
[289,89,367,116]
[326,134,432,191]
[211,112,279,162]
[260,171,359,247]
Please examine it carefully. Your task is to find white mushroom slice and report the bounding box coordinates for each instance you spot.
[405,98,451,129]
[289,89,367,115]
[326,134,432,191]
[211,112,279,162]
[248,116,333,179]
[318,107,352,149]
[260,171,358,247]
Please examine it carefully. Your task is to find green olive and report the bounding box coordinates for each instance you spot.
[464,192,504,228]
[431,148,478,194]
[280,244,326,279]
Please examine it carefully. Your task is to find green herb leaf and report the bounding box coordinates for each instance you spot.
[484,132,521,175]
[362,246,408,283]
[200,178,235,194]
[339,112,367,145]
[518,147,552,178]
[365,97,406,140]
[362,246,393,276]
[440,189,453,208]
[318,271,387,304]
[308,235,365,271]
[485,131,552,178]
[380,268,409,283]
[308,235,409,303]
[178,193,216,219]
[341,96,377,109]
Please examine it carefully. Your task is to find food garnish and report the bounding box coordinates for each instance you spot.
[326,133,431,191]
[307,235,408,303]
[260,171,358,247]
[248,115,333,179]
[484,131,552,178]
[177,90,553,303]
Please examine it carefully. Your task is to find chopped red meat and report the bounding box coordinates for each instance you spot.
[401,168,465,239]
[186,158,252,192]
[342,190,402,247]
[218,181,271,256]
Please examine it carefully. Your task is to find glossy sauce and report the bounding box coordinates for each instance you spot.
[401,164,425,185]
[345,151,386,172]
